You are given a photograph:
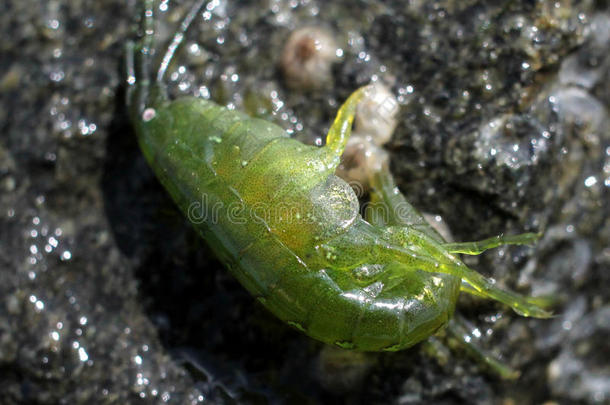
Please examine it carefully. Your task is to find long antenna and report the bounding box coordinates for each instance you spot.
[142,0,156,85]
[134,0,156,112]
[156,0,208,83]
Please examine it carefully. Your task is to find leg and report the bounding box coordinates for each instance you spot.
[320,86,370,172]
[431,257,552,318]
[459,280,489,299]
[460,280,555,310]
[367,168,445,243]
[363,169,550,318]
[368,169,541,252]
[444,232,541,255]
[377,226,552,318]
[444,314,520,379]
[422,319,519,380]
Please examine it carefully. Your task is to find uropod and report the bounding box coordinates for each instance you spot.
[126,0,551,378]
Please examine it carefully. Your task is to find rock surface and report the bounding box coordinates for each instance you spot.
[1,0,608,403]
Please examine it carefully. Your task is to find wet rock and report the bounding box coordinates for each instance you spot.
[1,0,608,404]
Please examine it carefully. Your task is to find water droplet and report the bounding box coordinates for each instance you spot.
[78,347,89,362]
[584,176,597,187]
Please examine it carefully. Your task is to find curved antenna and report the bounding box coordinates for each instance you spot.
[141,0,155,86]
[125,41,136,108]
[130,0,156,113]
[156,0,208,83]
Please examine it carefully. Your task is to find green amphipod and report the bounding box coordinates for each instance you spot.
[127,0,550,370]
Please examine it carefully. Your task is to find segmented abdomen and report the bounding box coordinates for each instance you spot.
[136,97,318,289]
